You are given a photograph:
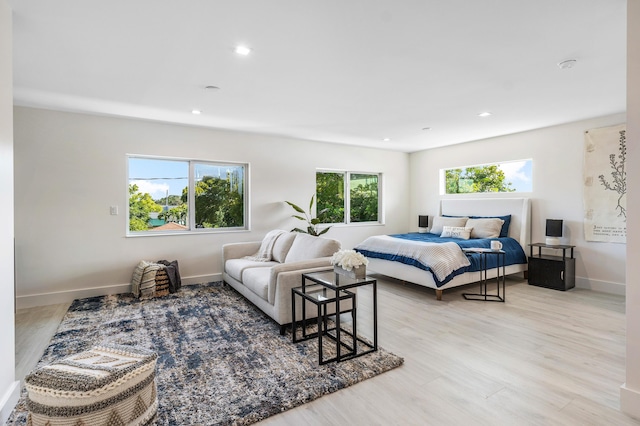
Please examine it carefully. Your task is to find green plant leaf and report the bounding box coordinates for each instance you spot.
[309,195,315,212]
[318,227,330,236]
[292,215,306,221]
[285,201,305,214]
[310,218,320,225]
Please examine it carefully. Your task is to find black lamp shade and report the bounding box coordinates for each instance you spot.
[545,219,563,237]
[419,215,429,228]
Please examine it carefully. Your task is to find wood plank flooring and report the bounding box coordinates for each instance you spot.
[14,276,640,425]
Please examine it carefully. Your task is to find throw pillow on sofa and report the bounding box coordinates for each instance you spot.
[284,233,341,263]
[272,232,296,262]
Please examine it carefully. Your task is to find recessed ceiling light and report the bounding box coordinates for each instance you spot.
[235,45,252,56]
[383,138,391,142]
[478,112,492,117]
[557,59,577,69]
[422,127,432,131]
[204,85,220,90]
[191,109,202,115]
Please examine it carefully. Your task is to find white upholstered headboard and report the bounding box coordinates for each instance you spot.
[440,198,531,250]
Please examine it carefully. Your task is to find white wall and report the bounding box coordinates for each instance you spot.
[409,113,627,294]
[13,107,410,308]
[621,0,640,419]
[0,1,18,423]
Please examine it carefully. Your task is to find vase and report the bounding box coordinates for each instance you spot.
[334,264,366,279]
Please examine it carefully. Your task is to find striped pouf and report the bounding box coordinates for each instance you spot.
[25,345,158,426]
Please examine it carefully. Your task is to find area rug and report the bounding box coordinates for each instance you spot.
[7,282,403,425]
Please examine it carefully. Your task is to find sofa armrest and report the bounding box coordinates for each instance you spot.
[222,241,261,263]
[267,257,333,304]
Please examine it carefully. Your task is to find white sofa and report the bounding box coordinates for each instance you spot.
[222,231,342,334]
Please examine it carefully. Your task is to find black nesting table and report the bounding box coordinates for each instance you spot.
[292,270,378,364]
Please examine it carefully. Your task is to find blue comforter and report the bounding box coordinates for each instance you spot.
[356,232,527,287]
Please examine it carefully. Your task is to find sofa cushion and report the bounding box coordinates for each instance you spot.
[284,233,341,263]
[225,258,278,282]
[241,267,271,301]
[272,232,296,263]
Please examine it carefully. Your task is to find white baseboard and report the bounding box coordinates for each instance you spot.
[0,380,21,425]
[15,273,222,310]
[621,383,640,421]
[181,274,220,286]
[575,276,626,296]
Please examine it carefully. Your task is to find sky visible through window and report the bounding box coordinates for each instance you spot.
[129,158,187,200]
[129,158,245,201]
[499,159,532,192]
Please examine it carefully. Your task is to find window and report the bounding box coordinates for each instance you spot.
[442,159,532,194]
[128,156,247,234]
[316,171,381,224]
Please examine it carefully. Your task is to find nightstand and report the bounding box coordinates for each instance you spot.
[527,243,576,291]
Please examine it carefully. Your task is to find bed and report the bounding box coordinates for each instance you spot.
[355,198,531,300]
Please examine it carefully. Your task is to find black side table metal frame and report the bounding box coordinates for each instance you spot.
[291,283,357,365]
[294,271,378,363]
[462,249,506,302]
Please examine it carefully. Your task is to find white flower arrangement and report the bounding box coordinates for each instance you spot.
[331,249,369,271]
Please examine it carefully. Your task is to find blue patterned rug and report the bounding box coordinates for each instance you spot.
[8,282,403,425]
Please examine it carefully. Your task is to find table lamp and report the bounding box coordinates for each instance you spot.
[418,215,429,233]
[545,219,563,246]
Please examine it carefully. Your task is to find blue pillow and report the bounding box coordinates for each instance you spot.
[443,214,511,238]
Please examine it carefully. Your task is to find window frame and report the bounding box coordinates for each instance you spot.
[127,155,249,236]
[316,169,383,226]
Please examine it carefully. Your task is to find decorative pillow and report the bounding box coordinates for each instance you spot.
[444,214,511,237]
[284,233,341,263]
[430,216,469,235]
[466,218,505,239]
[272,232,296,263]
[470,215,511,237]
[440,226,473,240]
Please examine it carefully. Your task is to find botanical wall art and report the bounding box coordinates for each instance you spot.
[583,123,627,243]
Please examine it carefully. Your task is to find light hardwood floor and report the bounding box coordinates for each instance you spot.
[15,276,640,425]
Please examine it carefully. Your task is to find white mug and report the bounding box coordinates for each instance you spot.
[490,240,503,250]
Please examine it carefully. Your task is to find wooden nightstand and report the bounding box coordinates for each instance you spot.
[527,243,576,291]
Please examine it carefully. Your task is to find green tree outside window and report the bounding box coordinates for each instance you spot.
[445,165,515,194]
[316,171,381,224]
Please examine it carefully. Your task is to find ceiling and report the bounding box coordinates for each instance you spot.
[9,0,627,153]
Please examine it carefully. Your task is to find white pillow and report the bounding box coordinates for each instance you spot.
[440,226,473,240]
[430,216,469,235]
[466,218,505,239]
[284,233,341,263]
[271,232,296,263]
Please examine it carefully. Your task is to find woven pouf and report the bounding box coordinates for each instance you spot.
[25,344,158,426]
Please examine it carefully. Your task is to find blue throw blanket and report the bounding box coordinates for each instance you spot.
[355,232,527,287]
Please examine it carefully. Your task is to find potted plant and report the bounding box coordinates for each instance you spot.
[285,195,332,236]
